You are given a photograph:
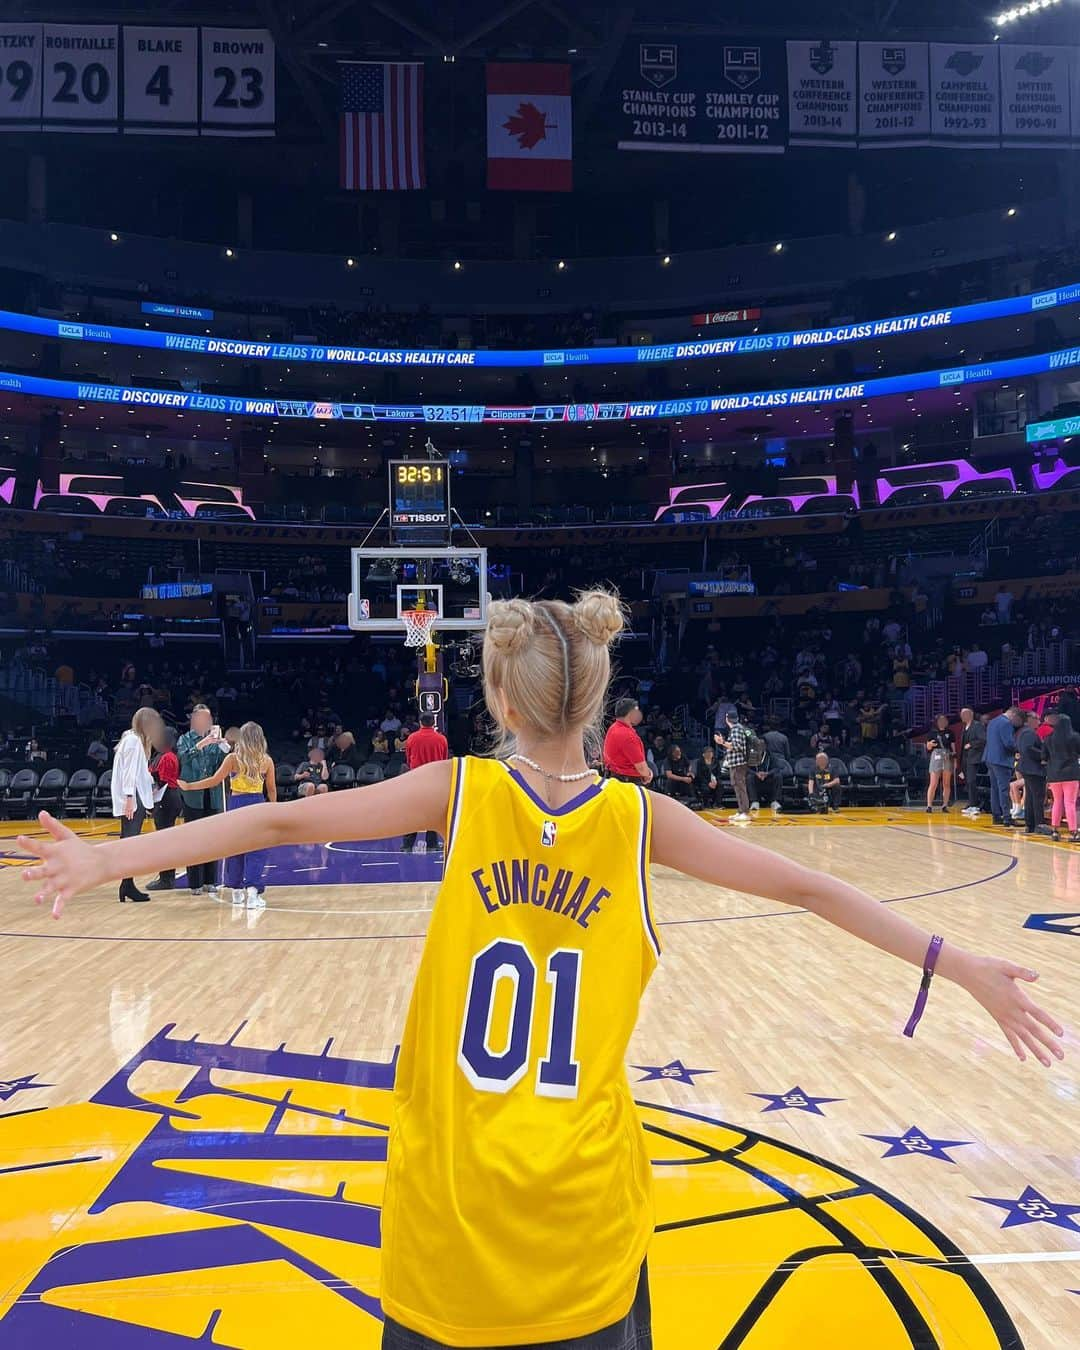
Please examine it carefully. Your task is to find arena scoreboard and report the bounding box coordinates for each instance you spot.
[389,459,450,540]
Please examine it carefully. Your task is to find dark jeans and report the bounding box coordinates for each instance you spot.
[959,760,982,807]
[988,763,1013,823]
[119,804,146,887]
[730,763,751,813]
[402,831,440,851]
[183,792,221,889]
[694,778,720,809]
[750,769,781,805]
[1023,774,1047,833]
[382,1262,651,1350]
[153,787,182,884]
[809,786,842,813]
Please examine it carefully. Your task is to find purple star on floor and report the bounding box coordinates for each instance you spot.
[632,1059,714,1086]
[863,1126,972,1163]
[0,1074,50,1104]
[973,1185,1080,1232]
[748,1086,844,1116]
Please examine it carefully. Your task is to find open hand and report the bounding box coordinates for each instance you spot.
[960,955,1065,1066]
[17,812,108,918]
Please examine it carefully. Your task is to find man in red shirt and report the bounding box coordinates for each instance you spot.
[402,713,449,853]
[602,697,652,785]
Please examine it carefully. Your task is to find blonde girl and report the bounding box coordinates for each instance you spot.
[179,720,276,909]
[112,706,165,903]
[19,590,1064,1350]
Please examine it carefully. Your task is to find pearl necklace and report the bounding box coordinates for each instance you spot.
[510,753,595,783]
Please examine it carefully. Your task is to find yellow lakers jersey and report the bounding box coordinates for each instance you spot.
[381,756,661,1347]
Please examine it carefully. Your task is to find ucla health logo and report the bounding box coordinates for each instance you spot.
[939,369,967,386]
[58,322,84,339]
[543,351,566,365]
[1032,290,1059,309]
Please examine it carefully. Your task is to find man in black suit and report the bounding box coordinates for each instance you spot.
[1016,711,1048,835]
[958,706,987,817]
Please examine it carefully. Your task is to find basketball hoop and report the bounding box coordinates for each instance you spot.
[402,608,438,648]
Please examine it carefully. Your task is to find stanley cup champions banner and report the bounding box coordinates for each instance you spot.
[617,33,1080,152]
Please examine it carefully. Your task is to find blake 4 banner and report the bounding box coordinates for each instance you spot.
[487,63,572,190]
[617,38,788,154]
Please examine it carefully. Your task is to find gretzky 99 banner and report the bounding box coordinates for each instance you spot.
[619,34,1080,152]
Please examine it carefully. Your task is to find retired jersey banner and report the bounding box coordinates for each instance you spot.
[0,25,42,128]
[858,41,930,146]
[122,26,198,134]
[42,24,119,132]
[1001,44,1071,146]
[199,27,275,136]
[617,37,788,154]
[487,63,572,190]
[786,39,857,147]
[929,43,1001,146]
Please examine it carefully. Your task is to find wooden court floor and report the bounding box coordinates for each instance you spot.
[0,808,1077,1348]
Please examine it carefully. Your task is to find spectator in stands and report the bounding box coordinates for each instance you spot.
[716,709,751,823]
[296,746,330,797]
[807,752,842,814]
[371,729,391,761]
[147,727,182,892]
[958,707,987,816]
[86,734,110,770]
[401,714,448,854]
[1047,713,1080,841]
[113,707,165,904]
[380,707,403,735]
[965,643,989,673]
[925,714,955,813]
[858,697,886,744]
[995,584,1015,625]
[810,723,837,755]
[177,705,229,895]
[986,707,1024,827]
[1016,712,1048,835]
[330,731,365,773]
[662,744,694,799]
[602,697,651,784]
[750,747,783,817]
[764,724,791,764]
[646,733,668,780]
[692,745,719,809]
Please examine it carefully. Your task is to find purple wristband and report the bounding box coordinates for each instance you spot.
[903,934,944,1038]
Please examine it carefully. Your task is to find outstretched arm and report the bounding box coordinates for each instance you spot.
[20,760,452,917]
[179,753,236,792]
[650,793,1065,1066]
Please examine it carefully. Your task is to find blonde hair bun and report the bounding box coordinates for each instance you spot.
[572,589,625,648]
[486,598,536,653]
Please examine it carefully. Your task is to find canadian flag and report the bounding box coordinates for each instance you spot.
[486,63,572,192]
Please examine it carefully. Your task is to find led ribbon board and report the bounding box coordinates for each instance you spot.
[2,279,1079,367]
[2,342,1079,422]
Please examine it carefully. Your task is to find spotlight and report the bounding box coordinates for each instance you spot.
[556,259,566,271]
[886,230,897,242]
[346,257,355,267]
[1006,206,1017,217]
[661,254,671,266]
[773,242,784,253]
[993,0,1061,25]
[225,247,235,258]
[453,260,462,271]
[108,232,119,242]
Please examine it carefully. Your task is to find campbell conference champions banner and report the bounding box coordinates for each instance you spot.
[617,34,1080,152]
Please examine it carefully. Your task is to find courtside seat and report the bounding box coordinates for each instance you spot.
[827,757,850,787]
[793,756,817,780]
[355,763,384,786]
[33,768,69,815]
[0,768,10,813]
[773,756,804,812]
[92,768,113,818]
[6,768,40,820]
[383,754,405,779]
[64,768,99,818]
[875,758,907,806]
[848,755,880,806]
[275,763,297,800]
[330,763,356,790]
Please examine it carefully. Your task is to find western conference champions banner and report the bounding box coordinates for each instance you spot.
[619,34,1080,151]
[0,23,273,134]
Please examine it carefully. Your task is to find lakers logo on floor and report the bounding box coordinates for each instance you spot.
[0,1026,1017,1347]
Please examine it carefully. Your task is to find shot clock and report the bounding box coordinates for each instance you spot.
[389,459,451,542]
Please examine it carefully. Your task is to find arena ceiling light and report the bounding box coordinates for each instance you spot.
[993,0,1062,24]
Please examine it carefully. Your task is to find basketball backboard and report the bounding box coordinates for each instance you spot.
[348,547,488,633]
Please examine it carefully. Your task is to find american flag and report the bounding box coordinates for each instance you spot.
[340,62,425,191]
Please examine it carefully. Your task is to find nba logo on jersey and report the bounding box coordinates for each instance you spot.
[541,820,557,847]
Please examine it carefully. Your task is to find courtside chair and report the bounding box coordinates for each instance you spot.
[875,758,908,806]
[330,763,356,790]
[848,755,881,806]
[64,768,99,818]
[92,768,113,818]
[275,763,297,800]
[32,768,69,816]
[6,768,39,820]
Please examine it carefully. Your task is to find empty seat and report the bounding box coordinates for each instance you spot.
[848,755,879,806]
[6,769,40,820]
[64,768,99,818]
[275,763,297,800]
[93,768,114,817]
[330,763,356,789]
[355,762,384,786]
[875,758,907,806]
[33,768,69,815]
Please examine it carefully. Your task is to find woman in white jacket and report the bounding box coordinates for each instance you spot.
[112,707,165,902]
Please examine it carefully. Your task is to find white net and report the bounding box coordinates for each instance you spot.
[402,609,438,648]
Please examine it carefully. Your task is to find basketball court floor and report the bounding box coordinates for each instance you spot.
[0,806,1077,1347]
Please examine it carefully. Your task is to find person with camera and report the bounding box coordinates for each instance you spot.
[177,704,230,895]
